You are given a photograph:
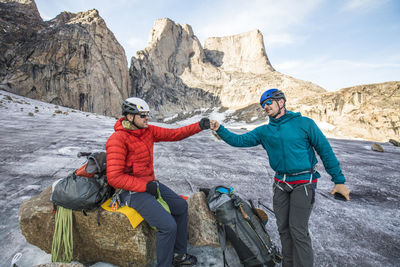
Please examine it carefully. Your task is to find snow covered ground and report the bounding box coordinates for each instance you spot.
[0,90,399,267]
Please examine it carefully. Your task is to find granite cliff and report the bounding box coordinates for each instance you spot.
[0,0,129,116]
[130,18,399,141]
[1,1,398,141]
[130,18,325,118]
[292,81,400,141]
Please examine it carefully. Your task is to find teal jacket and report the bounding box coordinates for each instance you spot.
[216,111,345,184]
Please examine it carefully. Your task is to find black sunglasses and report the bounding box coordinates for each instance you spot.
[138,113,149,118]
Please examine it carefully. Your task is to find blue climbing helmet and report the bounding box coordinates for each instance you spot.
[259,89,286,108]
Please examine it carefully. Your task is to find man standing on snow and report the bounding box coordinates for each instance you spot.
[106,97,210,267]
[209,88,350,267]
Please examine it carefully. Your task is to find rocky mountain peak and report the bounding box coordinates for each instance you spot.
[1,2,397,141]
[142,18,205,76]
[130,18,324,117]
[1,0,42,21]
[49,9,102,26]
[0,0,44,32]
[1,0,129,116]
[204,29,274,74]
[149,18,195,44]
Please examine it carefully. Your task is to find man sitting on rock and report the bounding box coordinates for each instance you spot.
[106,97,210,267]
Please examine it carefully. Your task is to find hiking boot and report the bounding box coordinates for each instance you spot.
[172,253,197,266]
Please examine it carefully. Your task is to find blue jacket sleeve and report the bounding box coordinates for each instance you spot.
[216,125,261,147]
[306,119,346,184]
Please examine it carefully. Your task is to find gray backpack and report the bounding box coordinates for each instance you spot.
[50,152,114,212]
[206,186,282,267]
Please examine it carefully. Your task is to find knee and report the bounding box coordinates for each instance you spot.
[161,216,177,235]
[173,198,188,216]
[180,199,188,213]
[276,218,290,235]
[278,225,291,236]
[289,224,310,240]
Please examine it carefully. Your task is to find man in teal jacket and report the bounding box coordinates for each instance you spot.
[210,88,350,267]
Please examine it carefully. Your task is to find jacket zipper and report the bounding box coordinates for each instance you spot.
[277,122,287,174]
[137,135,154,176]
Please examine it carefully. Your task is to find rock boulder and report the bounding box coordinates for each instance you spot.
[371,143,384,152]
[187,192,219,246]
[389,139,400,147]
[19,187,156,267]
[19,188,219,266]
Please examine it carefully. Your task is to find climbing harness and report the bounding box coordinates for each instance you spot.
[110,188,125,211]
[274,167,316,196]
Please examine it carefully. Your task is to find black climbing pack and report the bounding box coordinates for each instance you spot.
[50,151,114,212]
[205,186,282,267]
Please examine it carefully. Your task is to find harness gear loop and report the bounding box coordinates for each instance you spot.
[110,188,125,211]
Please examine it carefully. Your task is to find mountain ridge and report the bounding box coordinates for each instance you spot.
[1,0,398,141]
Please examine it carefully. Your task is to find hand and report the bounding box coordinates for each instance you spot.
[199,118,210,130]
[210,120,220,131]
[146,181,158,197]
[331,184,350,201]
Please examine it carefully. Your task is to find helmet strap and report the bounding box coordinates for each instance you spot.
[127,114,143,129]
[270,99,286,119]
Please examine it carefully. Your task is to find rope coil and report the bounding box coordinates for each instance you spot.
[51,206,73,263]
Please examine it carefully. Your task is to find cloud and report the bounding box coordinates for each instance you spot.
[264,33,309,47]
[340,0,389,12]
[274,60,302,70]
[126,37,148,48]
[192,0,322,45]
[276,58,400,72]
[275,56,400,91]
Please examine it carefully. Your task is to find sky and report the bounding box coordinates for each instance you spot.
[34,0,400,91]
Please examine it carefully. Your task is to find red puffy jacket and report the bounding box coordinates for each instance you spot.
[105,118,202,192]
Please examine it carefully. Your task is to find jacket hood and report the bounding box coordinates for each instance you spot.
[269,111,301,126]
[114,117,145,136]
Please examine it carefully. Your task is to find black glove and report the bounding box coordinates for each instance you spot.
[199,118,210,130]
[146,181,158,197]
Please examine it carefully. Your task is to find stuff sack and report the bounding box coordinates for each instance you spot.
[51,152,114,211]
[206,186,282,267]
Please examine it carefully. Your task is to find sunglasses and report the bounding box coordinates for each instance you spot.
[261,99,273,109]
[138,113,149,118]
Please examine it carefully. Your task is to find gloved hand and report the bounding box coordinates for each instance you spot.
[146,181,158,197]
[199,118,210,130]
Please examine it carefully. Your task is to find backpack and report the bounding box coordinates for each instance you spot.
[205,186,282,267]
[50,151,114,212]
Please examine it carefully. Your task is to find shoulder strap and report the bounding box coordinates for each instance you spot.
[216,224,230,267]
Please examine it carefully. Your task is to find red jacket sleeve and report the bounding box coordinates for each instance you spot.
[151,122,202,142]
[105,132,147,192]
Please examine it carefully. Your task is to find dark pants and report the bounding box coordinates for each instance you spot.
[273,182,316,267]
[120,182,188,267]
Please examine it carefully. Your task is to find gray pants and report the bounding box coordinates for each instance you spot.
[273,182,316,267]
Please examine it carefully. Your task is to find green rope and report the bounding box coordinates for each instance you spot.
[51,206,73,263]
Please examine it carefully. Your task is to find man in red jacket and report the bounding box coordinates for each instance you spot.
[106,97,210,267]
